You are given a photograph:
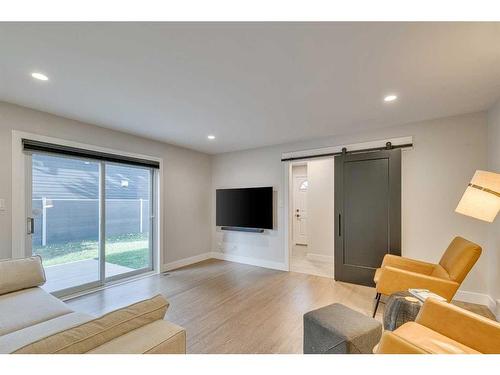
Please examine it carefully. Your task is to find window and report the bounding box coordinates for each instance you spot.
[28,148,157,295]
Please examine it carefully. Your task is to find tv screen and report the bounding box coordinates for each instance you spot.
[216,187,273,230]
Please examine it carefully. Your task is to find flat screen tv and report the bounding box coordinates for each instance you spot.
[216,187,273,230]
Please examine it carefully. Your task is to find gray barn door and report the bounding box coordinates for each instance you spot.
[334,149,401,287]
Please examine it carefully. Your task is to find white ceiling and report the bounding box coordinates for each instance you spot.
[1,22,500,154]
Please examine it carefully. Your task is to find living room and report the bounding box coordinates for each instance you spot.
[1,1,500,373]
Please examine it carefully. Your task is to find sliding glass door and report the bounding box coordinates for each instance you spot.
[31,154,101,293]
[29,152,155,295]
[105,163,153,280]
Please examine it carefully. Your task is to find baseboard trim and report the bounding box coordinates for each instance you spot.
[211,252,288,271]
[305,253,333,263]
[161,252,212,272]
[454,290,497,318]
[161,251,287,273]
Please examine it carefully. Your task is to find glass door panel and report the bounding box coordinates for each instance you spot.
[104,163,153,279]
[31,154,101,293]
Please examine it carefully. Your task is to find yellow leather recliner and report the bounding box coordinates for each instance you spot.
[376,297,500,354]
[373,236,481,316]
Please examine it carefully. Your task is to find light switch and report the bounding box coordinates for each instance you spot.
[0,199,5,211]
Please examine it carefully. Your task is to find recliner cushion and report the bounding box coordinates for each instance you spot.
[430,264,450,280]
[0,287,73,336]
[439,236,481,283]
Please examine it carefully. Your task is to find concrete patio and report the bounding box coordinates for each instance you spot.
[43,259,134,292]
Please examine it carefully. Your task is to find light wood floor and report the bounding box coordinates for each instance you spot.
[290,244,333,278]
[66,259,495,354]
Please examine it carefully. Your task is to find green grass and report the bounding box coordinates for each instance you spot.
[33,233,150,269]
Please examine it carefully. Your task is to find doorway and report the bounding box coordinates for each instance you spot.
[292,167,308,246]
[289,160,334,278]
[285,140,406,287]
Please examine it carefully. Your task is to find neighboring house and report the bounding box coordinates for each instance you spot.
[32,154,151,245]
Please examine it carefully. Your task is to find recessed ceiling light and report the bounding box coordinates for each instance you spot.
[207,135,216,140]
[31,72,49,81]
[384,94,398,102]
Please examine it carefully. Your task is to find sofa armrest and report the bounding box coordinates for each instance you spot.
[415,298,500,354]
[375,331,428,354]
[381,254,436,275]
[376,266,459,301]
[14,294,169,354]
[87,320,186,354]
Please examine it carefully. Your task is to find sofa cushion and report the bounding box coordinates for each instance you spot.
[87,320,185,354]
[0,256,46,295]
[0,312,94,354]
[14,294,169,354]
[0,287,73,336]
[394,322,480,354]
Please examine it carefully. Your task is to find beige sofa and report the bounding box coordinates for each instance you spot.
[0,256,186,354]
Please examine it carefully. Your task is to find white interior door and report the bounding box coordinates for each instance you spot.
[293,175,308,245]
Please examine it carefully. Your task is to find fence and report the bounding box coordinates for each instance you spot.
[32,198,150,246]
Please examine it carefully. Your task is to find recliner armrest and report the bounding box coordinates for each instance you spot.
[416,298,500,354]
[375,331,428,354]
[376,266,459,301]
[381,254,436,275]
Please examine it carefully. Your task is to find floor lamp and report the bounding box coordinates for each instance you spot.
[455,170,500,222]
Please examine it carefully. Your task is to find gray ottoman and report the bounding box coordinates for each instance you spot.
[303,303,382,354]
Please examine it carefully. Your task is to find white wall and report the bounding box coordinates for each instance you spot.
[212,112,490,297]
[487,100,500,315]
[211,146,286,269]
[0,101,493,303]
[306,159,334,258]
[0,101,212,265]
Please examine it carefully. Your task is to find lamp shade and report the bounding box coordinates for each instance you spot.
[455,170,500,223]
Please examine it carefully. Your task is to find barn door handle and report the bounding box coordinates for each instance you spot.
[338,214,341,236]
